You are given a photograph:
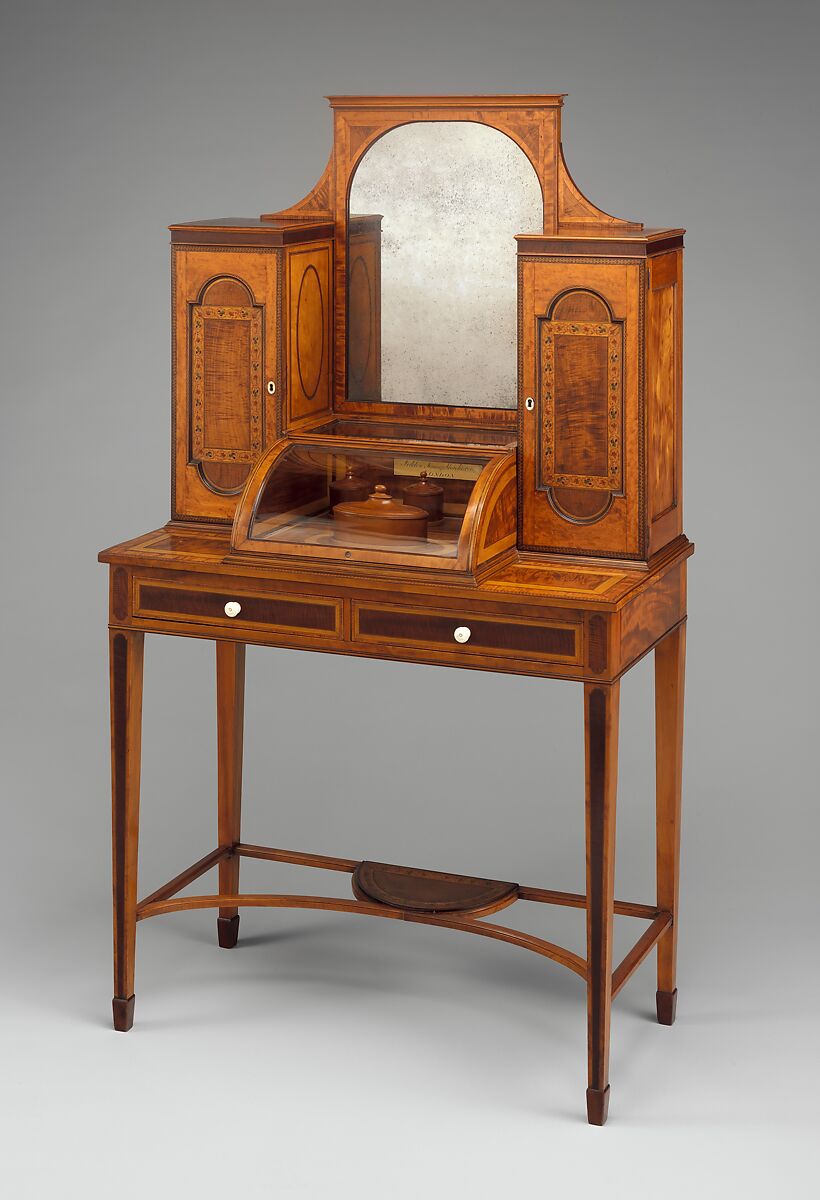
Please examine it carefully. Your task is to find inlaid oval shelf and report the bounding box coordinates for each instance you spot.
[352,860,519,916]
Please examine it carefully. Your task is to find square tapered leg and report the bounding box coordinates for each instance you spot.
[110,629,144,1030]
[655,624,686,1023]
[216,642,245,947]
[584,682,620,1125]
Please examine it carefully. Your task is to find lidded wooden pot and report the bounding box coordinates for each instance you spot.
[328,466,369,508]
[332,484,429,539]
[400,471,444,522]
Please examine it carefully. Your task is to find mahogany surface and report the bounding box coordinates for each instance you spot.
[352,861,518,915]
[100,93,691,1126]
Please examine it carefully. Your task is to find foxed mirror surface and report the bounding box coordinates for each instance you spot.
[347,122,543,409]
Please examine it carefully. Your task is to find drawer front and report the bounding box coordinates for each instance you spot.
[352,603,581,664]
[135,582,341,637]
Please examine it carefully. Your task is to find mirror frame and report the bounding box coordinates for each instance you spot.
[262,95,641,428]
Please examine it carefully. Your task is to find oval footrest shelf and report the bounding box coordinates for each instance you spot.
[352,859,518,915]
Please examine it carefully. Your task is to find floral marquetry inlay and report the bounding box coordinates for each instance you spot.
[191,305,263,464]
[539,319,623,492]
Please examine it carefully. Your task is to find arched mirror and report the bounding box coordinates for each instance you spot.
[346,122,543,410]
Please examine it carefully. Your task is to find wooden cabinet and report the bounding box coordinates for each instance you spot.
[518,239,683,562]
[171,222,334,523]
[172,245,280,522]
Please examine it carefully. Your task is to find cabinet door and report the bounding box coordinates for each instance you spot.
[172,247,280,522]
[518,257,644,559]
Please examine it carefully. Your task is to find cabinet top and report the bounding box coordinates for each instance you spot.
[325,94,567,108]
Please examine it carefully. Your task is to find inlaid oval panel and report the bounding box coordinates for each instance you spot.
[348,254,373,386]
[296,264,324,401]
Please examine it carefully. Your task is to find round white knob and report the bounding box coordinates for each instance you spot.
[224,601,241,618]
[453,626,471,644]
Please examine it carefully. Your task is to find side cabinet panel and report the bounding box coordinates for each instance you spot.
[284,241,333,430]
[173,247,280,522]
[347,216,382,402]
[646,250,683,556]
[518,257,644,559]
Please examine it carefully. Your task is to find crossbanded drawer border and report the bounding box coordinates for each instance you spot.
[351,600,583,665]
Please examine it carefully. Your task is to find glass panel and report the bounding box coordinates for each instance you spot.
[309,418,516,448]
[249,442,490,559]
[347,122,542,409]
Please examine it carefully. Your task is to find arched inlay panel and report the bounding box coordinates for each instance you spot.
[173,245,280,521]
[189,276,263,488]
[538,289,623,495]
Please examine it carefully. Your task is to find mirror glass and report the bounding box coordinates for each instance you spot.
[347,121,542,409]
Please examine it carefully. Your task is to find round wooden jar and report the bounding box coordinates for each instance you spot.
[332,485,429,539]
[329,467,369,508]
[400,471,444,522]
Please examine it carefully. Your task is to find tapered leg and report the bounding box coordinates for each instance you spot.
[216,642,246,949]
[110,629,144,1031]
[584,682,620,1125]
[655,623,686,1024]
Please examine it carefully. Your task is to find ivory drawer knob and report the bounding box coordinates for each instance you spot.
[224,601,242,618]
[453,626,471,644]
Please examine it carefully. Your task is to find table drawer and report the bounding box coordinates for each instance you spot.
[352,602,581,664]
[135,581,341,638]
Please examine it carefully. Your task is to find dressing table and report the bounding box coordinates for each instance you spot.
[99,94,692,1125]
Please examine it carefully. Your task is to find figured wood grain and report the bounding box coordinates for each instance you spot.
[196,311,257,454]
[618,564,684,669]
[647,250,683,556]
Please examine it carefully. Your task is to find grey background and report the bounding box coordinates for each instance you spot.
[1,1,817,1195]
